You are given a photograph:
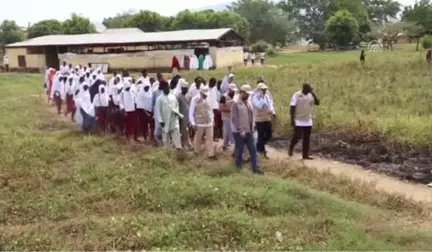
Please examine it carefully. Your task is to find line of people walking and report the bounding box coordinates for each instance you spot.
[45,62,320,175]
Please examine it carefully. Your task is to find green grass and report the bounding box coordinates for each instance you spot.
[1,73,432,250]
[180,44,432,145]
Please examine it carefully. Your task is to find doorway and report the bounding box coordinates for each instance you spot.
[44,46,59,69]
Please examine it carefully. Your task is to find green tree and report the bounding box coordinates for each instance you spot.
[230,0,296,45]
[171,10,250,40]
[102,11,135,28]
[27,19,63,39]
[325,10,359,47]
[363,0,401,24]
[0,20,24,45]
[279,0,369,49]
[128,10,166,32]
[403,22,425,51]
[62,14,97,34]
[379,22,405,50]
[402,0,432,34]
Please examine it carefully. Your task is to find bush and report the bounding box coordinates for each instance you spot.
[267,47,277,57]
[421,35,432,49]
[251,40,271,53]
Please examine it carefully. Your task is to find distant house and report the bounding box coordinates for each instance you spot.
[5,27,244,72]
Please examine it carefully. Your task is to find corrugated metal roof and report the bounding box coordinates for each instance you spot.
[6,28,235,47]
[103,28,143,34]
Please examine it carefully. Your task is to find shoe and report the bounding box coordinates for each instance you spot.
[262,152,270,160]
[254,170,265,175]
[208,156,218,160]
[303,156,314,160]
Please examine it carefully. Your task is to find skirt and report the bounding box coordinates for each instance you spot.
[66,94,76,113]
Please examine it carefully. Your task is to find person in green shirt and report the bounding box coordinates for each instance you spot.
[198,54,204,70]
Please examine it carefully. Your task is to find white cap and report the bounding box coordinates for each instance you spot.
[200,86,210,96]
[240,84,253,94]
[257,82,268,89]
[123,80,131,89]
[180,79,189,88]
[228,83,238,92]
[228,73,234,78]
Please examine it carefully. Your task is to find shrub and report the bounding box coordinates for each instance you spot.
[267,47,277,57]
[251,40,271,53]
[421,35,432,49]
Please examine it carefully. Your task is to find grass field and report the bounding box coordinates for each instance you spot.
[180,44,432,145]
[2,51,432,250]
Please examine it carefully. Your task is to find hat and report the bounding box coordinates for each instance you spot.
[257,82,268,89]
[200,86,210,96]
[240,84,253,94]
[180,79,189,88]
[123,80,131,89]
[228,83,238,92]
[228,73,234,78]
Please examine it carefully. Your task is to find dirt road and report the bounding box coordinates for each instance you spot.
[266,146,432,204]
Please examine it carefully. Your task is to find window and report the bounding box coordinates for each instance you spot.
[17,55,26,67]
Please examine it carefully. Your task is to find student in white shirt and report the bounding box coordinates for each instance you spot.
[251,52,256,65]
[120,80,138,141]
[3,55,9,72]
[243,51,249,66]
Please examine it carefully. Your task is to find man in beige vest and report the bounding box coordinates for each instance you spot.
[288,83,320,159]
[189,86,215,159]
[252,82,275,159]
[220,83,238,150]
[232,85,264,175]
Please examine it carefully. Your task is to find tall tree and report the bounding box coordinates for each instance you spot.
[230,0,296,45]
[363,0,401,24]
[172,10,250,40]
[128,10,166,32]
[325,10,359,47]
[27,19,63,39]
[102,11,135,28]
[279,0,369,49]
[0,20,24,45]
[403,22,425,51]
[62,14,97,34]
[402,0,432,34]
[379,22,405,50]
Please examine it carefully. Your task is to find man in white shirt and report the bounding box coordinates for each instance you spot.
[252,82,276,158]
[3,55,9,72]
[251,53,256,65]
[208,78,222,141]
[288,83,320,160]
[120,80,138,141]
[189,86,215,159]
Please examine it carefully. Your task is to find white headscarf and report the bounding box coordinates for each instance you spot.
[93,85,109,107]
[76,83,95,117]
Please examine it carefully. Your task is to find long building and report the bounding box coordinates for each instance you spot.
[5,28,244,72]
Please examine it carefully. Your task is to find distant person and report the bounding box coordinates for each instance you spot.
[220,66,234,94]
[177,80,192,150]
[220,83,238,150]
[260,52,266,65]
[427,49,432,64]
[3,55,8,72]
[360,50,366,65]
[250,52,256,65]
[243,51,249,66]
[288,83,320,160]
[231,84,263,175]
[198,54,205,70]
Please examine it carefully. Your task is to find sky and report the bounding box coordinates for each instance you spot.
[0,0,419,27]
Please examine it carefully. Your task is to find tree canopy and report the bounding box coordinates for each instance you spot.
[62,14,97,35]
[0,20,23,45]
[27,19,63,39]
[325,10,359,47]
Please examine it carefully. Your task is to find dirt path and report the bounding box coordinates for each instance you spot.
[265,146,432,204]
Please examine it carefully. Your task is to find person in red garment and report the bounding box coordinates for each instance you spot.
[120,80,138,141]
[64,76,77,121]
[427,49,432,64]
[47,68,56,104]
[171,56,181,72]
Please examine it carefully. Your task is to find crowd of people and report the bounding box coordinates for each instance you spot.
[44,61,319,174]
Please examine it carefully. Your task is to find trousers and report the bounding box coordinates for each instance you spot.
[162,129,182,149]
[125,111,138,140]
[256,121,272,153]
[193,126,214,157]
[222,119,234,148]
[234,132,260,173]
[289,126,312,158]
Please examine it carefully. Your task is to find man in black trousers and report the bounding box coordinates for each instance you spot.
[288,83,320,160]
